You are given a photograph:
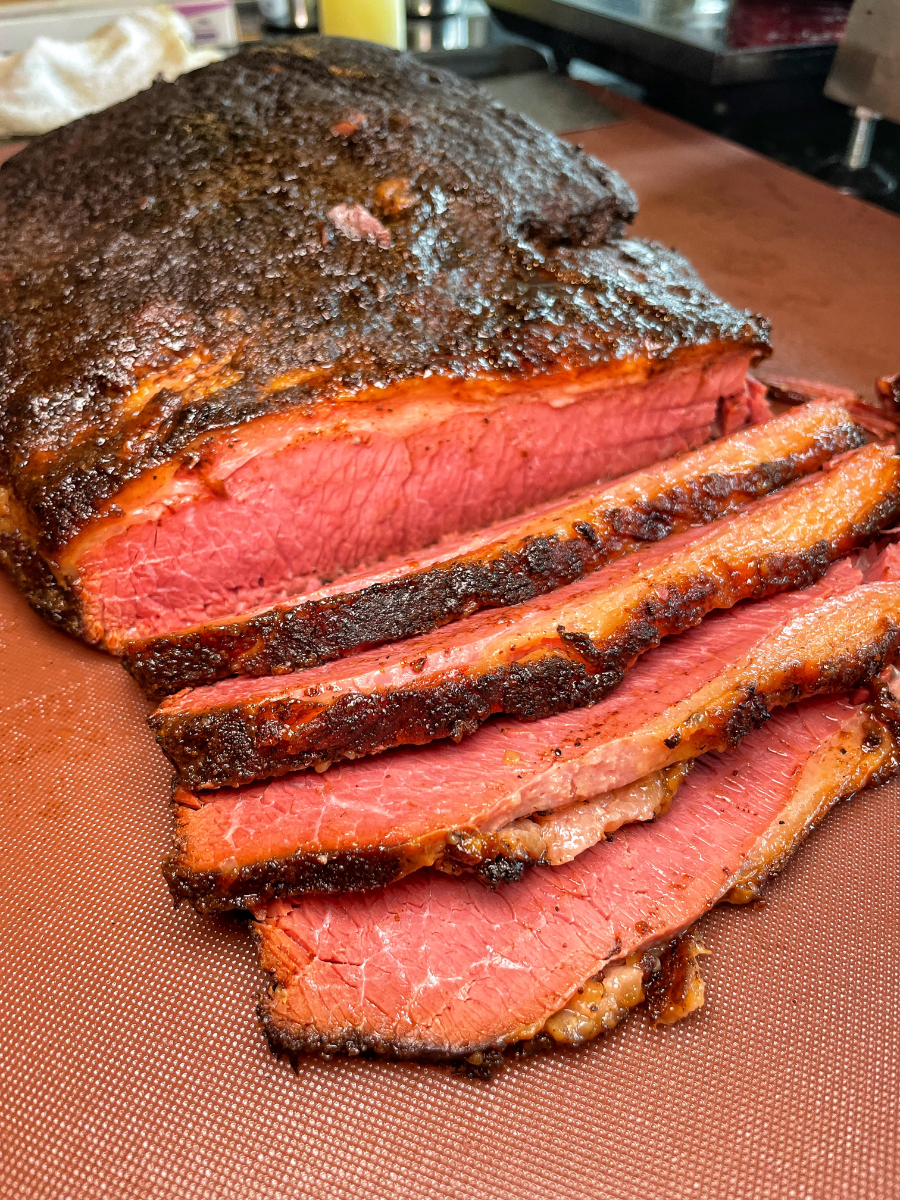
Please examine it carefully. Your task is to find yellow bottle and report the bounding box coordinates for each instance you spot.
[318,0,407,50]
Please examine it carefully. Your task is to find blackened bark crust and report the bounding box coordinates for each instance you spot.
[255,930,699,1074]
[0,36,769,561]
[166,619,900,909]
[165,844,409,913]
[0,529,84,634]
[257,990,508,1075]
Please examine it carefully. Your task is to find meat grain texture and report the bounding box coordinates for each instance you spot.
[0,37,768,648]
[152,443,900,788]
[124,401,862,695]
[165,561,900,910]
[2,32,894,1081]
[256,696,900,1065]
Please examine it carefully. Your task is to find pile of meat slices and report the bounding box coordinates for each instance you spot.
[3,37,900,1076]
[149,392,900,1072]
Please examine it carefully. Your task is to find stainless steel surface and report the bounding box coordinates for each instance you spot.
[407,0,491,50]
[816,103,896,197]
[845,105,880,169]
[481,69,619,127]
[820,0,899,202]
[257,0,316,31]
[407,0,467,16]
[489,0,844,85]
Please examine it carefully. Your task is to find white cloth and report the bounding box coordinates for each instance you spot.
[0,7,221,138]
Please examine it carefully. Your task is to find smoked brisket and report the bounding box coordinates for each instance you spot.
[124,402,862,696]
[152,443,900,788]
[165,563,900,909]
[256,696,900,1065]
[0,37,768,648]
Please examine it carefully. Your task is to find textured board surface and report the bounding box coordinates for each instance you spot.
[1,93,899,1200]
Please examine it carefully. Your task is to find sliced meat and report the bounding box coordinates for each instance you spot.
[451,763,691,881]
[255,695,900,1064]
[0,37,768,649]
[764,373,900,440]
[864,541,900,582]
[164,562,900,909]
[167,757,691,911]
[721,708,900,904]
[122,402,862,696]
[54,349,760,651]
[152,443,900,789]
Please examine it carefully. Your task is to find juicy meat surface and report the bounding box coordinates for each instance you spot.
[0,36,767,645]
[124,401,861,696]
[165,560,900,910]
[67,352,757,648]
[865,542,900,582]
[474,764,690,874]
[256,695,900,1063]
[152,443,900,788]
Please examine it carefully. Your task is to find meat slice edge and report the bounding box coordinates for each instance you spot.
[165,565,899,910]
[152,442,900,788]
[254,695,900,1064]
[123,401,860,696]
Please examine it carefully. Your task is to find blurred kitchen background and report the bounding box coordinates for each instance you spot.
[1,0,898,212]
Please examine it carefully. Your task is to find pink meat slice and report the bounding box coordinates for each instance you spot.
[75,354,754,647]
[255,696,888,1059]
[169,558,886,906]
[124,398,868,699]
[151,443,900,791]
[865,542,900,581]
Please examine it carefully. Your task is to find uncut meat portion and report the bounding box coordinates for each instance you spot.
[152,443,900,789]
[0,37,767,650]
[256,695,900,1065]
[165,561,900,910]
[124,402,861,696]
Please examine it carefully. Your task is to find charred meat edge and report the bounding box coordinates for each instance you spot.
[474,602,900,880]
[124,406,865,696]
[256,698,900,1074]
[723,679,900,902]
[258,930,710,1082]
[167,599,900,911]
[164,764,688,912]
[0,35,769,639]
[151,449,900,790]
